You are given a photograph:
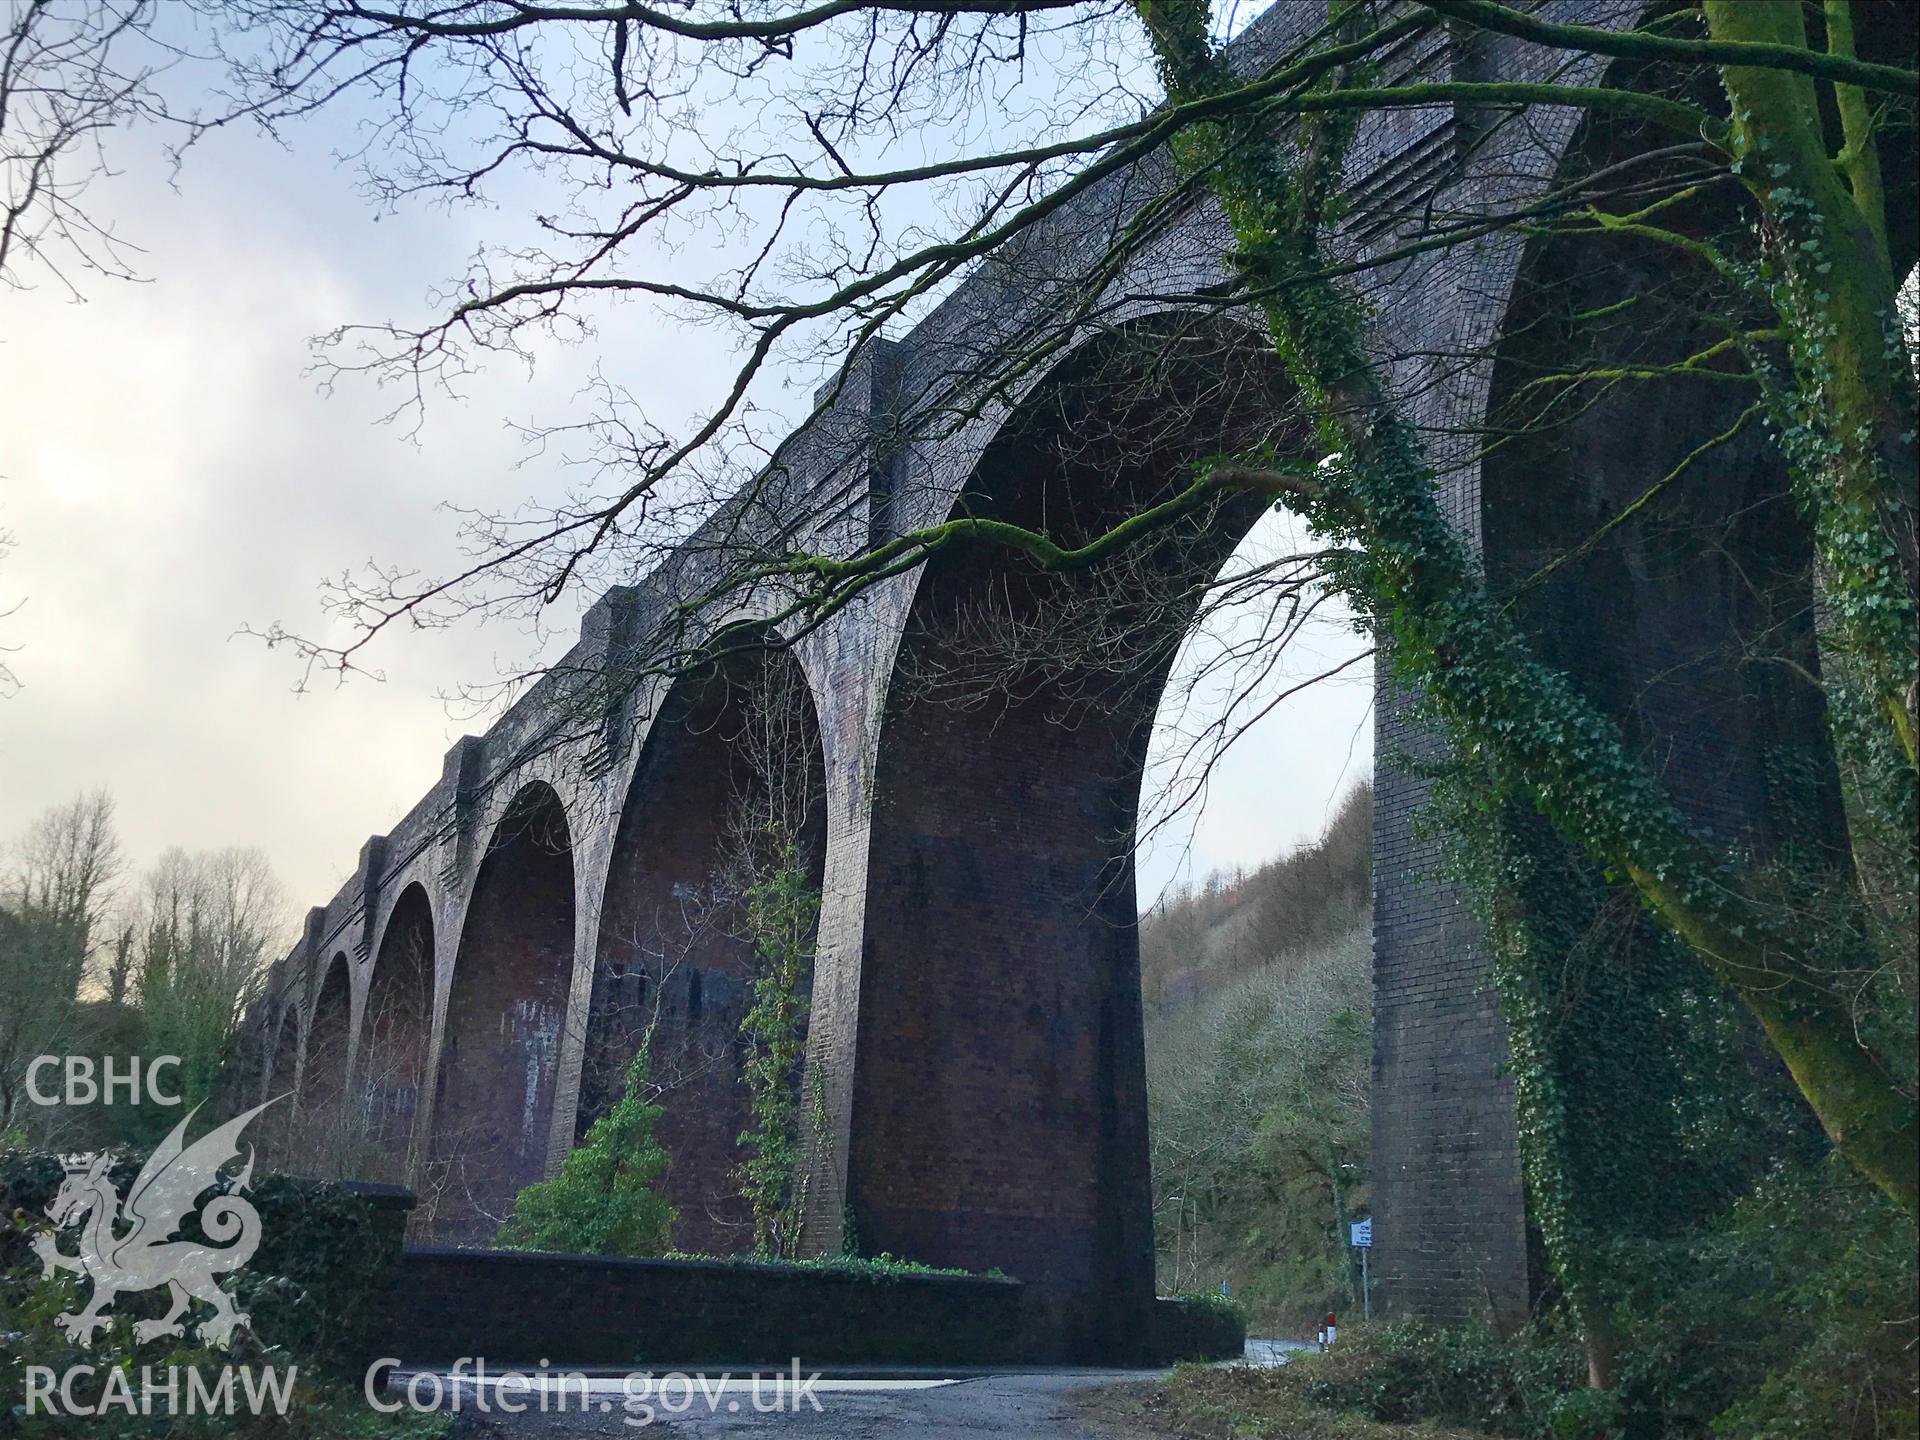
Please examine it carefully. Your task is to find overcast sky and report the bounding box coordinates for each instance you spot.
[0,34,1371,929]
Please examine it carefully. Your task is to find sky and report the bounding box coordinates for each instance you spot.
[0,15,1371,928]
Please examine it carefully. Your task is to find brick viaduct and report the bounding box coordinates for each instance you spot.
[236,1,1876,1362]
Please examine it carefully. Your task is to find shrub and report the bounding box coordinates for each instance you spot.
[0,1143,440,1438]
[1152,1292,1248,1361]
[1290,1320,1583,1437]
[1609,1156,1919,1440]
[1209,1159,1918,1440]
[495,1042,675,1257]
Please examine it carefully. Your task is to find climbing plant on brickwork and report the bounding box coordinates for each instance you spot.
[1125,0,1917,1384]
[733,834,821,1260]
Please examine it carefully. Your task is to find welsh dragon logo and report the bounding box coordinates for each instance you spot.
[32,1098,281,1349]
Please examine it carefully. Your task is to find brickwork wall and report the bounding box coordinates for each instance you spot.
[377,1249,1028,1367]
[302,954,354,1118]
[583,643,827,1255]
[371,1248,1241,1367]
[362,883,435,1185]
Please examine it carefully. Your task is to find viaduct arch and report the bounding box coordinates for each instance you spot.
[430,780,577,1244]
[243,1,1916,1362]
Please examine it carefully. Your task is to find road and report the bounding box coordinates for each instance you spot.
[420,1340,1301,1439]
[434,1371,1152,1439]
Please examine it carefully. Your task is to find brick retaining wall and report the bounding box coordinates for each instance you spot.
[371,1247,1242,1366]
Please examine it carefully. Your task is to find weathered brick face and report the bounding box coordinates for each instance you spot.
[851,323,1287,1359]
[856,671,1157,1358]
[1367,758,1528,1326]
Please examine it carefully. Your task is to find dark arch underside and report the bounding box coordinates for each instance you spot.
[585,628,827,1254]
[429,782,577,1245]
[364,882,435,1184]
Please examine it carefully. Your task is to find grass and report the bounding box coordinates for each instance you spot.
[659,1249,1001,1279]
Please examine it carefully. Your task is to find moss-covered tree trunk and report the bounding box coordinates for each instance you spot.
[1130,0,1917,1233]
[1703,0,1918,781]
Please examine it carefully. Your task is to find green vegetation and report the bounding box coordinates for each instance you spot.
[661,1249,989,1280]
[0,1145,445,1438]
[734,833,821,1260]
[1138,1154,1916,1439]
[1136,0,1918,1227]
[1,792,288,1154]
[1143,784,1372,1332]
[1127,3,1918,1429]
[1120,1359,1483,1440]
[1133,1165,1917,1440]
[9,4,1917,1434]
[495,1042,676,1257]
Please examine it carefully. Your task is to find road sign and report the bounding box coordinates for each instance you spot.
[1349,1220,1373,1318]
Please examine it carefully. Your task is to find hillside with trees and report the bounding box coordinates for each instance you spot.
[1142,782,1371,1330]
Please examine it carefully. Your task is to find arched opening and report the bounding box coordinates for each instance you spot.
[1420,76,1918,1327]
[585,626,827,1253]
[855,315,1299,1357]
[1484,151,1841,858]
[300,953,354,1118]
[257,1001,302,1158]
[266,1001,300,1101]
[1132,501,1376,1325]
[428,781,576,1245]
[362,883,435,1184]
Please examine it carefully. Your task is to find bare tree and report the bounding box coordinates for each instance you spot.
[15,1,1920,1388]
[131,845,290,1110]
[0,0,179,295]
[0,790,122,1135]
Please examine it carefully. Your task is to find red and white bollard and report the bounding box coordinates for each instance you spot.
[1317,1312,1337,1351]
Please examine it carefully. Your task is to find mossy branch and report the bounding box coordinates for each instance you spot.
[1822,0,1890,270]
[1422,0,1919,98]
[1277,79,1712,140]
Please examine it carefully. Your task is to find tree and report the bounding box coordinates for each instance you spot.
[0,791,122,1135]
[131,845,288,1112]
[496,1041,677,1257]
[1144,797,1372,1326]
[3,789,120,994]
[0,0,174,295]
[172,0,1913,1215]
